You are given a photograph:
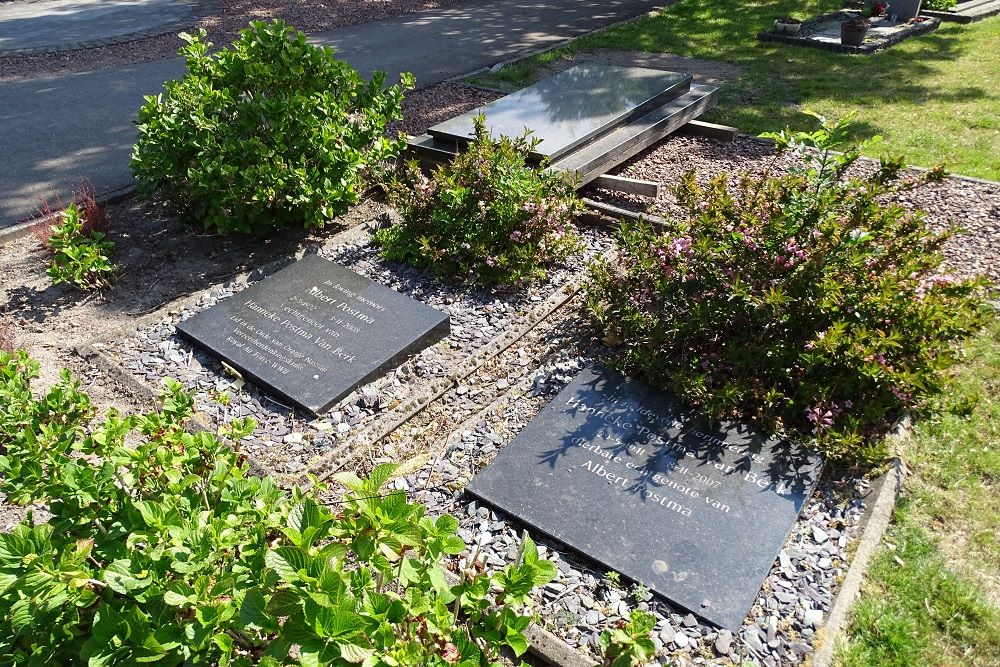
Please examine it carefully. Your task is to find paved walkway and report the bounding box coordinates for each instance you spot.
[0,0,665,229]
[0,0,198,53]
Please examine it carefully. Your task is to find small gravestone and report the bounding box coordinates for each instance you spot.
[177,254,449,415]
[428,63,692,161]
[467,364,822,630]
[888,0,922,21]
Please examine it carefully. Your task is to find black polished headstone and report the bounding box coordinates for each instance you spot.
[176,254,449,415]
[428,63,692,161]
[467,364,823,631]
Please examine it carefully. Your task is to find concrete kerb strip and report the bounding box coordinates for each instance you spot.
[301,276,582,487]
[812,457,905,667]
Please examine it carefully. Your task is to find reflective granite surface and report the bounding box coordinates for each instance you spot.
[428,63,691,160]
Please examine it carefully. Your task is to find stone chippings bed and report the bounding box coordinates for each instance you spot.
[104,226,613,484]
[379,321,867,667]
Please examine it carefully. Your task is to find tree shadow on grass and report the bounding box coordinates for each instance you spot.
[583,0,976,144]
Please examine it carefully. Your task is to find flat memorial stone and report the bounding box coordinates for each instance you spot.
[176,254,449,415]
[467,364,822,630]
[428,63,692,161]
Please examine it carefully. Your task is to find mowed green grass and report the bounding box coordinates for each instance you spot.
[837,316,1000,666]
[467,0,1000,179]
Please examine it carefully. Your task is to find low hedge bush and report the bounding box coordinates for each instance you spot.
[131,20,412,234]
[0,350,555,665]
[375,115,582,285]
[584,113,990,460]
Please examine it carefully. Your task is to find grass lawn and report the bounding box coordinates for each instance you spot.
[837,316,1000,666]
[466,0,1000,180]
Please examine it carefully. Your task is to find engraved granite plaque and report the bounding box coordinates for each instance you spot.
[467,364,823,630]
[177,255,449,415]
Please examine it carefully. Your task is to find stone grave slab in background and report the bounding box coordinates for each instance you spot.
[177,255,449,415]
[428,63,692,161]
[890,0,923,21]
[467,364,823,631]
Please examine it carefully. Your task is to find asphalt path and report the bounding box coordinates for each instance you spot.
[0,0,665,228]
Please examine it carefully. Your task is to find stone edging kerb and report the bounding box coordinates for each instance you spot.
[812,457,904,667]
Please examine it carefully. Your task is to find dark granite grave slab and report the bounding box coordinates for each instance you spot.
[428,64,691,161]
[467,364,823,631]
[176,255,449,415]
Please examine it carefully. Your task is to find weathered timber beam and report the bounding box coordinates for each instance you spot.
[590,174,660,198]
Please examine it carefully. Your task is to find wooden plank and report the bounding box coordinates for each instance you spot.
[678,119,738,142]
[591,174,660,198]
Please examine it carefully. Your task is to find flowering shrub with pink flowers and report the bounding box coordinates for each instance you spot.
[584,114,990,460]
[376,114,582,285]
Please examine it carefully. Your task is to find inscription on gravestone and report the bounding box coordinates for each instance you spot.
[467,364,823,630]
[176,254,449,415]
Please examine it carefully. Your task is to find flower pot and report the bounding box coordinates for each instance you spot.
[774,19,802,35]
[841,22,869,46]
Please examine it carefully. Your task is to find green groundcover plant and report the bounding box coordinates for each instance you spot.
[376,115,583,286]
[45,202,118,291]
[584,113,990,461]
[597,609,656,667]
[0,350,556,666]
[131,20,412,234]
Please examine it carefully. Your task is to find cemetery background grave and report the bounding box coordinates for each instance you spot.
[918,0,1000,22]
[757,10,941,53]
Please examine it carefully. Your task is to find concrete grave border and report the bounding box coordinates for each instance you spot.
[757,11,941,54]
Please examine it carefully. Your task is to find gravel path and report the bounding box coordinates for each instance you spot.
[0,0,463,79]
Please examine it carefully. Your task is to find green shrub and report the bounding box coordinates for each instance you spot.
[45,202,118,290]
[131,20,412,234]
[598,609,657,666]
[921,0,957,11]
[584,113,989,461]
[375,115,583,285]
[0,349,555,665]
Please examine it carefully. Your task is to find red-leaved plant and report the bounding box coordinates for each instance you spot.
[32,181,109,247]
